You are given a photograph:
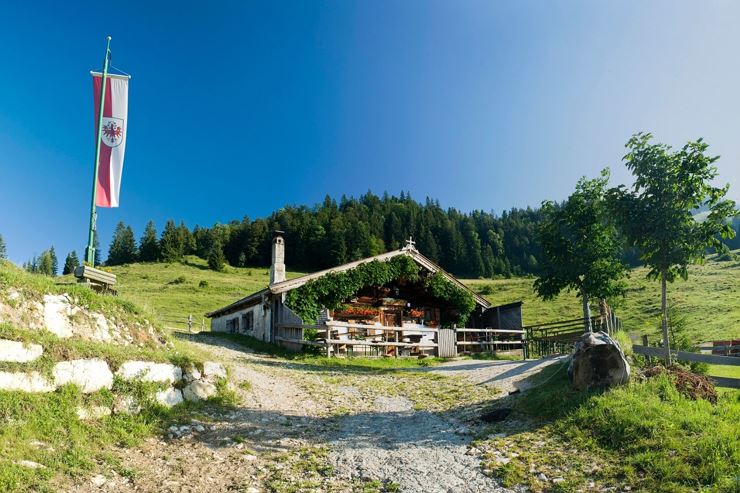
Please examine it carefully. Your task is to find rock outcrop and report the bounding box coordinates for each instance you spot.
[0,339,43,362]
[568,331,630,391]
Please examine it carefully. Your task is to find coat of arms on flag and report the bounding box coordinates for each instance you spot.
[101,117,124,148]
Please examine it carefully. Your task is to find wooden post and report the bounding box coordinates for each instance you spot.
[642,335,651,364]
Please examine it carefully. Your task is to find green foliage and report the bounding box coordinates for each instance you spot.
[610,133,738,283]
[423,271,476,326]
[285,256,421,323]
[207,238,226,272]
[508,364,740,492]
[535,170,628,304]
[159,220,183,262]
[0,234,6,260]
[24,247,57,276]
[62,251,79,275]
[107,221,138,266]
[138,220,159,262]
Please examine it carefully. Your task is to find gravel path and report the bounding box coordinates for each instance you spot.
[69,335,553,492]
[328,395,511,493]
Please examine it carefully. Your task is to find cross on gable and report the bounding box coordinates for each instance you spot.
[404,236,416,250]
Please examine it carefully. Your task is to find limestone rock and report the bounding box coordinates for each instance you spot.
[568,331,630,391]
[77,405,112,420]
[202,361,227,381]
[0,370,55,392]
[183,380,218,402]
[43,294,74,338]
[113,395,142,415]
[53,359,113,393]
[156,387,184,407]
[117,361,182,384]
[0,339,43,362]
[183,364,202,382]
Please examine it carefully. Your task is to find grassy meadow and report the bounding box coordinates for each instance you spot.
[106,251,740,345]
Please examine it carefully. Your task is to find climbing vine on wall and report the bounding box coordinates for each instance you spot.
[285,255,477,327]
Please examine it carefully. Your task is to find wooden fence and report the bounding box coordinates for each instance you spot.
[276,322,525,358]
[524,314,623,357]
[632,343,740,389]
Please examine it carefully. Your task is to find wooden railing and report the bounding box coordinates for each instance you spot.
[276,322,525,358]
[632,342,740,389]
[524,314,623,357]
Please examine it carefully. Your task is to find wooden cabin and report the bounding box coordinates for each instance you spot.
[206,233,523,357]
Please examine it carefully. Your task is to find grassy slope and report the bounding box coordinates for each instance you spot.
[106,256,304,328]
[108,253,740,344]
[0,261,234,492]
[466,251,740,343]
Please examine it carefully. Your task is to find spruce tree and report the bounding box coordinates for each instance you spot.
[49,246,58,276]
[159,220,183,262]
[37,250,54,276]
[207,238,226,271]
[93,232,101,266]
[107,222,137,265]
[0,234,7,260]
[63,251,80,275]
[138,221,159,262]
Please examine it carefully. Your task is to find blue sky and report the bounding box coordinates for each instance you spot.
[1,1,739,264]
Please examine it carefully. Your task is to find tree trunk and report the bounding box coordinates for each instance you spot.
[581,287,592,333]
[661,270,671,365]
[599,298,610,333]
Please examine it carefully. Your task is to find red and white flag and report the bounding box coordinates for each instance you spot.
[92,72,129,208]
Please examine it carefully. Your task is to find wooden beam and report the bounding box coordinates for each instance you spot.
[710,376,740,389]
[633,345,740,366]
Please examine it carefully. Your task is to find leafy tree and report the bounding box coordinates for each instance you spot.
[0,234,6,260]
[535,171,628,332]
[609,133,737,362]
[63,251,80,275]
[138,221,160,262]
[107,222,137,265]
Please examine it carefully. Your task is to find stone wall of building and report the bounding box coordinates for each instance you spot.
[210,301,270,341]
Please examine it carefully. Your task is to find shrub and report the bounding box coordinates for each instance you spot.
[198,280,209,288]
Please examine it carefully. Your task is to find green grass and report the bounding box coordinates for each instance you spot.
[105,256,305,328]
[484,364,740,492]
[103,252,740,344]
[465,250,740,344]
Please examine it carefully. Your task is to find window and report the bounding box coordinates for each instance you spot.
[227,318,239,333]
[241,311,254,332]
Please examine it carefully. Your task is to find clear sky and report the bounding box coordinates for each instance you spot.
[1,1,739,264]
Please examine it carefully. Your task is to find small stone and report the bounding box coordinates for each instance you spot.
[194,425,205,433]
[90,474,107,487]
[537,473,548,482]
[243,454,257,461]
[183,380,217,402]
[16,460,45,469]
[202,361,227,381]
[553,477,565,484]
[495,457,511,465]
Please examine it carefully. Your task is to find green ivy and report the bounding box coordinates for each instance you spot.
[285,255,476,327]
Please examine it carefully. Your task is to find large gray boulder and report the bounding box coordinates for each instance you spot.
[568,331,630,391]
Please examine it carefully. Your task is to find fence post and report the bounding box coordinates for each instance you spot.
[642,335,651,364]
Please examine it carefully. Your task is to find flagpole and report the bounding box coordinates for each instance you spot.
[85,35,112,267]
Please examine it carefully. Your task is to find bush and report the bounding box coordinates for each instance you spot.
[168,276,187,285]
[478,284,494,295]
[198,280,209,288]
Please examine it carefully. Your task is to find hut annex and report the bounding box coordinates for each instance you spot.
[206,232,523,357]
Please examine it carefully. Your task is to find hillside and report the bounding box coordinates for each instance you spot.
[108,252,740,344]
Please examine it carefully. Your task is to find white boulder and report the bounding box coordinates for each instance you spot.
[0,339,43,362]
[183,364,202,382]
[53,359,113,393]
[42,294,74,338]
[183,380,218,402]
[116,361,182,384]
[155,388,184,407]
[202,361,227,381]
[0,371,55,392]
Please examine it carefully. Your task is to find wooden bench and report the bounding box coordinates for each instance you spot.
[74,266,117,294]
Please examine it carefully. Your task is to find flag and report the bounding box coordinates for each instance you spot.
[92,72,129,208]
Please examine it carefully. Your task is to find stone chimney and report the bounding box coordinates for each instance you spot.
[270,231,286,284]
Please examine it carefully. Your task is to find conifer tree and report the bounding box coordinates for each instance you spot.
[107,222,137,265]
[49,246,58,276]
[0,234,7,260]
[63,251,80,275]
[93,232,101,266]
[138,221,160,262]
[37,249,54,276]
[207,237,226,271]
[159,220,183,262]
